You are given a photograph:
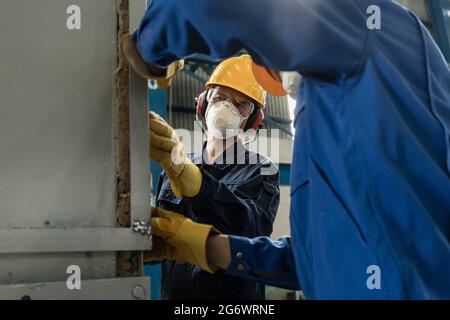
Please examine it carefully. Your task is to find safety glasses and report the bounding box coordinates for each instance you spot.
[207,87,255,118]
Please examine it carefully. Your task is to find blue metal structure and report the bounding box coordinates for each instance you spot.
[279,164,291,186]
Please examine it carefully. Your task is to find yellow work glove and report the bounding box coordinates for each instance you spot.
[144,208,220,273]
[149,111,202,198]
[120,33,184,88]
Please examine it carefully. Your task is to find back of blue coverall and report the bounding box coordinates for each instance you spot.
[134,0,450,299]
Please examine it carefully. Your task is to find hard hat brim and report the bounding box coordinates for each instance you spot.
[251,62,287,97]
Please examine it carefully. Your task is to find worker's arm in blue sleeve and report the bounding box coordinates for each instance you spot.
[187,167,280,237]
[133,0,369,77]
[223,235,300,291]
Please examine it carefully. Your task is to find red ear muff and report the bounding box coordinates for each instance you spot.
[196,90,209,118]
[244,108,264,132]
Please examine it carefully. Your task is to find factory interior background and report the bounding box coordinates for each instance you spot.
[0,0,448,300]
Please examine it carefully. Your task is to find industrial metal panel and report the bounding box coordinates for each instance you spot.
[0,0,150,286]
[0,277,150,300]
[0,228,151,253]
[130,0,152,223]
[0,252,116,286]
[0,0,116,228]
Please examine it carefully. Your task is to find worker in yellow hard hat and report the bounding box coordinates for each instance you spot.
[148,55,280,300]
[201,54,266,140]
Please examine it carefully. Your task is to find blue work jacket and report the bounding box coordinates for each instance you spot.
[155,140,280,299]
[136,0,450,299]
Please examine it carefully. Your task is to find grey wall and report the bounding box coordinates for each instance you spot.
[0,0,116,229]
[0,0,118,284]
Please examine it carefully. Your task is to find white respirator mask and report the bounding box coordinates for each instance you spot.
[280,71,301,100]
[205,100,244,139]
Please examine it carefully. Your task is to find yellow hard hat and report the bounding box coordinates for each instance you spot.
[206,55,267,108]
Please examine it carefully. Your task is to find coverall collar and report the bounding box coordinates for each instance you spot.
[192,139,248,165]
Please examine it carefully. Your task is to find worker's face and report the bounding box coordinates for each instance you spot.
[208,86,255,118]
[205,86,255,139]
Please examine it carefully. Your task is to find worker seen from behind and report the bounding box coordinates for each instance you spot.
[122,0,450,299]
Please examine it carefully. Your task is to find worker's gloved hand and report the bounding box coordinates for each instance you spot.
[144,208,220,273]
[120,33,184,88]
[149,112,202,198]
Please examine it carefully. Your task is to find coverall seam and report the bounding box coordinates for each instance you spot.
[416,13,450,176]
[335,13,410,298]
[345,118,412,297]
[325,6,404,297]
[340,0,372,88]
[243,199,274,235]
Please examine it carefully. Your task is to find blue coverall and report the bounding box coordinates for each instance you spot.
[155,141,280,300]
[135,0,450,299]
